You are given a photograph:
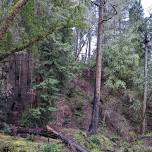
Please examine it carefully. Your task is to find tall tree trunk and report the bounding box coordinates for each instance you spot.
[88,0,104,134]
[141,32,148,134]
[0,0,29,40]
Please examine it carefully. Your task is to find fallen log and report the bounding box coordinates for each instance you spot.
[46,126,89,152]
[10,126,89,152]
[10,127,56,139]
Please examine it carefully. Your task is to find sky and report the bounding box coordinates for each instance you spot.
[141,0,152,16]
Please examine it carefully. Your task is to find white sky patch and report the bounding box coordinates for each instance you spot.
[141,0,152,16]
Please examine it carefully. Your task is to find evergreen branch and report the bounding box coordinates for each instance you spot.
[0,25,61,61]
[0,0,29,41]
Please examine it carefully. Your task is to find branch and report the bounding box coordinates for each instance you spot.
[145,13,152,23]
[91,1,100,7]
[101,4,117,23]
[76,37,88,60]
[91,0,108,7]
[0,0,29,40]
[47,126,89,152]
[0,25,61,61]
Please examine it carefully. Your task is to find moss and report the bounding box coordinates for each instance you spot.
[67,129,115,152]
[0,133,40,152]
[64,128,152,152]
[120,140,150,152]
[88,134,115,152]
[0,133,70,152]
[0,129,151,152]
[38,144,63,152]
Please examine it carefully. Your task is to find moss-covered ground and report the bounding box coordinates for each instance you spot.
[0,129,151,152]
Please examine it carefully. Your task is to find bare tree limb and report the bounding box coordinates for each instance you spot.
[91,0,108,7]
[101,4,117,23]
[91,1,100,7]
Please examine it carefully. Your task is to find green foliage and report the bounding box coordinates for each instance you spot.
[120,140,149,152]
[104,35,140,90]
[72,129,115,152]
[22,77,59,127]
[20,0,88,128]
[0,133,66,152]
[39,144,62,152]
[102,0,145,93]
[0,31,13,53]
[129,0,144,27]
[0,133,39,152]
[34,78,59,102]
[37,32,76,88]
[22,106,58,128]
[22,70,59,127]
[88,134,115,152]
[22,0,38,36]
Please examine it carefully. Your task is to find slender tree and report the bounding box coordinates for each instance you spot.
[89,0,104,134]
[141,32,149,134]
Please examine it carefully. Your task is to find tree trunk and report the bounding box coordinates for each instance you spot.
[141,32,148,134]
[0,0,29,40]
[47,126,89,152]
[88,0,104,134]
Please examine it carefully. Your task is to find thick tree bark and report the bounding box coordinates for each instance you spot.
[88,0,104,134]
[141,32,148,134]
[0,0,29,40]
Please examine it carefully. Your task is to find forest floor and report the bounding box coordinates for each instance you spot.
[0,128,152,152]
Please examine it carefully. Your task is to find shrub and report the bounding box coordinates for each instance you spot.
[21,107,57,128]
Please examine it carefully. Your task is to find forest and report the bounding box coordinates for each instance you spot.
[0,0,152,152]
